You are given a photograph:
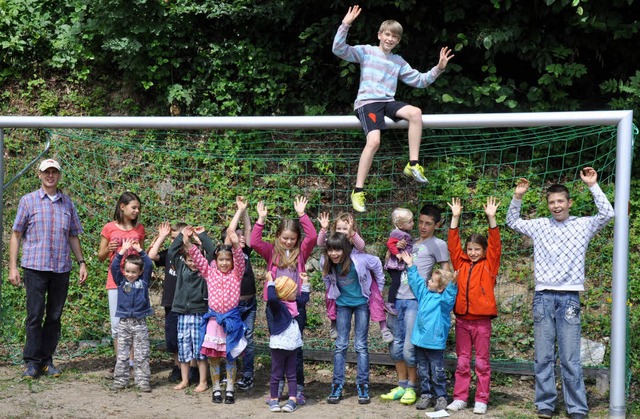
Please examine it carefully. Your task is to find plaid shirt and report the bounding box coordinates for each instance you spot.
[12,188,83,273]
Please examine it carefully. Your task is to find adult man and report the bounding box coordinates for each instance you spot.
[8,158,88,378]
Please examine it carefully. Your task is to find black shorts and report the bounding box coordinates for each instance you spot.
[355,101,409,136]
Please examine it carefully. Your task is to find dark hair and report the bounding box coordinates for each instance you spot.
[322,232,353,277]
[124,254,143,271]
[419,204,443,224]
[214,244,234,267]
[172,222,187,232]
[113,191,142,226]
[546,184,570,200]
[465,233,488,252]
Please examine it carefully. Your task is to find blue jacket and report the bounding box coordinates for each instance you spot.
[199,307,246,361]
[322,252,384,301]
[266,282,310,335]
[111,251,154,319]
[407,265,457,350]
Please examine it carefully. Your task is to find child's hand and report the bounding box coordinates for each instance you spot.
[107,239,120,253]
[265,271,273,282]
[342,5,362,25]
[194,226,205,235]
[396,239,407,250]
[447,197,463,218]
[158,221,171,238]
[120,238,136,254]
[300,272,310,285]
[437,46,455,71]
[236,195,248,212]
[484,196,501,218]
[580,166,598,187]
[182,226,194,246]
[452,270,459,285]
[294,196,308,217]
[191,227,203,246]
[318,212,330,230]
[399,251,413,267]
[256,201,268,220]
[514,178,529,199]
[227,229,240,248]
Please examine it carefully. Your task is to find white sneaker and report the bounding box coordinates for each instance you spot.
[473,402,487,414]
[447,400,467,411]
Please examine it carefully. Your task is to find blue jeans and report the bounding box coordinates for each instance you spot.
[387,298,418,367]
[533,291,588,415]
[416,346,447,398]
[23,269,70,366]
[333,303,370,386]
[238,296,257,378]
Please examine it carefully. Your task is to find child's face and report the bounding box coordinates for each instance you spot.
[547,192,573,222]
[397,218,414,232]
[278,230,299,250]
[466,242,486,263]
[216,251,233,273]
[123,262,142,282]
[236,229,246,248]
[184,254,197,271]
[120,200,141,222]
[427,276,442,293]
[418,214,437,239]
[378,29,400,54]
[327,248,345,265]
[335,220,353,237]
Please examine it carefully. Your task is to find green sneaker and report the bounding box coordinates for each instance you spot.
[351,190,366,213]
[400,387,417,405]
[380,386,406,401]
[403,162,429,183]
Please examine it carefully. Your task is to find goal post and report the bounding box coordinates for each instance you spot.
[0,110,633,417]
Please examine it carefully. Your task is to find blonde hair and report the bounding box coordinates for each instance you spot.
[431,269,453,292]
[272,219,301,270]
[379,20,403,39]
[332,212,358,234]
[391,207,413,228]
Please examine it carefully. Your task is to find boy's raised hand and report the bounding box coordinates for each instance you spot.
[120,238,135,254]
[182,225,194,246]
[437,46,455,71]
[342,5,362,25]
[514,178,530,199]
[294,196,308,217]
[447,197,463,217]
[227,229,240,248]
[158,221,171,238]
[318,212,330,230]
[483,196,501,218]
[580,166,598,187]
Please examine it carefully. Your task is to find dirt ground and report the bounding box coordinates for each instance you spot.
[0,353,611,419]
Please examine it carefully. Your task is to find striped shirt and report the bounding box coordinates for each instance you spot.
[506,184,614,291]
[12,188,83,273]
[332,23,443,110]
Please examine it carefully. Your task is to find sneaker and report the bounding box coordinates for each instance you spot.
[237,375,254,391]
[138,382,152,393]
[473,402,487,414]
[403,162,429,183]
[327,384,343,404]
[384,302,398,316]
[380,327,394,343]
[380,386,405,401]
[434,396,448,411]
[330,324,338,340]
[22,363,40,379]
[168,365,181,382]
[282,400,298,413]
[447,400,467,411]
[351,190,366,213]
[400,387,417,405]
[537,410,554,419]
[296,390,306,406]
[416,394,432,410]
[40,362,61,377]
[269,400,281,412]
[357,384,370,404]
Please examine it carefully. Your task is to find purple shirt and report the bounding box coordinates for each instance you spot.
[12,188,83,273]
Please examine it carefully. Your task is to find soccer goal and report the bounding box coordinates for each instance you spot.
[0,111,633,417]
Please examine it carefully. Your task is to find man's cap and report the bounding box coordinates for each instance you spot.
[39,159,61,172]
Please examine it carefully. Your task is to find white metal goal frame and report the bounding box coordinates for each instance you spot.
[0,111,633,418]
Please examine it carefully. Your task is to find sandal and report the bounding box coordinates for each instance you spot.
[224,390,235,404]
[212,390,223,404]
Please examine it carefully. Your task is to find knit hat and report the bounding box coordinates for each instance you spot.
[275,276,297,301]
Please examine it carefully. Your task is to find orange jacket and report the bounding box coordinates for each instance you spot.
[448,227,501,320]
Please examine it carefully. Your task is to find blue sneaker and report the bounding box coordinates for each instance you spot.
[327,384,343,404]
[357,384,370,404]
